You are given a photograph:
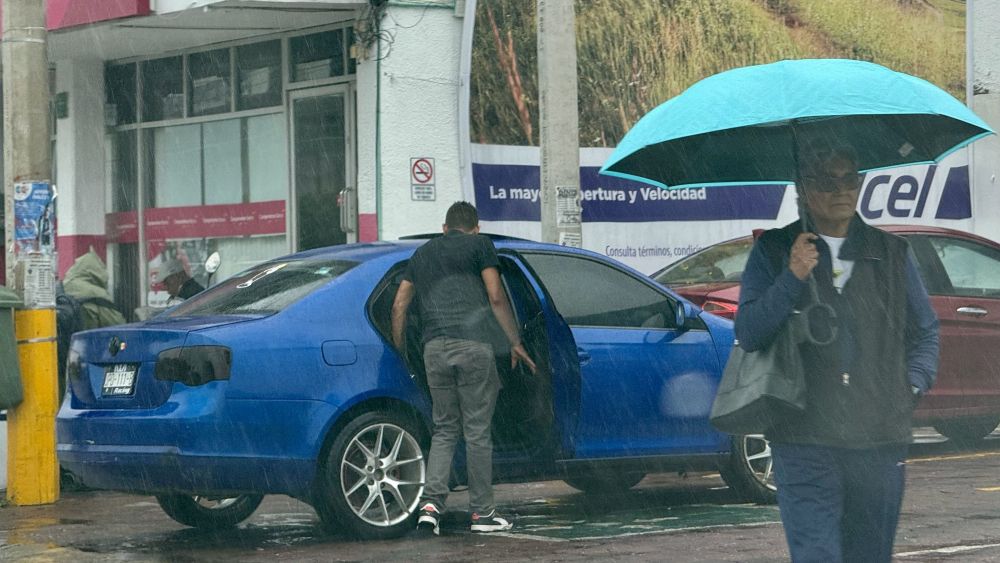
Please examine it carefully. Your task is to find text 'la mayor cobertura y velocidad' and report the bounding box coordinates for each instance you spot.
[486,186,708,204]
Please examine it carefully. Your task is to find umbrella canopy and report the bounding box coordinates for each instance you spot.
[600,59,993,189]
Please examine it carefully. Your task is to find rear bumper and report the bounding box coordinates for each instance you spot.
[57,445,315,498]
[56,395,338,499]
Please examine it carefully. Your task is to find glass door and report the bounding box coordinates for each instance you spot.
[288,85,354,251]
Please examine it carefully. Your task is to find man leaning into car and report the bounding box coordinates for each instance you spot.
[391,201,536,536]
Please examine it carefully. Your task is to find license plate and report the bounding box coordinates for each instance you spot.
[102,364,137,397]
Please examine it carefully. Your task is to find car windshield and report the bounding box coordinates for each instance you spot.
[164,258,358,317]
[654,238,753,285]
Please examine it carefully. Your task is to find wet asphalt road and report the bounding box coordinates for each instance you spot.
[2,428,1000,562]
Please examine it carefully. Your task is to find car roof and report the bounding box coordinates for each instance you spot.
[268,235,608,265]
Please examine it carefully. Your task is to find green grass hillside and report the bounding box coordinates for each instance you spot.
[469,0,966,147]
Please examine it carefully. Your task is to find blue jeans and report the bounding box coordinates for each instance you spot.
[421,337,500,515]
[771,442,907,563]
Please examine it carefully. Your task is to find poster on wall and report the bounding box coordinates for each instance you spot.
[461,0,972,273]
[13,181,55,256]
[13,181,57,308]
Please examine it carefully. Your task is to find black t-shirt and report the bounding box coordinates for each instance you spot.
[403,231,501,344]
[178,278,205,300]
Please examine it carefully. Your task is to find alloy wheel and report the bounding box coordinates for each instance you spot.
[339,422,425,527]
[740,434,776,492]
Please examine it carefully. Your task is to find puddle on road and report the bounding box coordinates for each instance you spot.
[497,503,780,541]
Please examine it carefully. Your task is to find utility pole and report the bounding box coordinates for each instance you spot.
[537,0,582,246]
[3,0,59,505]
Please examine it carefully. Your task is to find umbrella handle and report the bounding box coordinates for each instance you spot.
[801,275,838,346]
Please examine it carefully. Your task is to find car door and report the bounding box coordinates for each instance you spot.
[498,253,580,458]
[905,235,969,414]
[909,234,1000,415]
[519,250,723,459]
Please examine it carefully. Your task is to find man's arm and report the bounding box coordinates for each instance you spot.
[481,267,537,374]
[903,249,939,395]
[391,280,415,351]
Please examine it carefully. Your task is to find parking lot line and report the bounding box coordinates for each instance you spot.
[897,542,1000,557]
[907,451,1000,463]
[974,486,1000,492]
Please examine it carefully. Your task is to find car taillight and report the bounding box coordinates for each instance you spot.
[155,346,232,386]
[702,300,739,319]
[65,348,83,389]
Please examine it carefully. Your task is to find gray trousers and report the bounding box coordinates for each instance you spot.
[421,336,501,514]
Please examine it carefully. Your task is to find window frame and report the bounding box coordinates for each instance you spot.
[518,250,699,331]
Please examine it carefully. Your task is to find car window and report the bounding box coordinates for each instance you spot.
[654,238,753,285]
[165,258,357,317]
[926,236,1000,298]
[521,252,676,329]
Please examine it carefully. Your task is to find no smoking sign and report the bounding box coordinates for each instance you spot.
[410,157,436,201]
[411,158,434,184]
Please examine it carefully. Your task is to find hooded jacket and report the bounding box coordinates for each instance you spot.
[63,251,127,330]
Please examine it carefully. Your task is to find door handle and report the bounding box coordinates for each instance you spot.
[956,306,988,318]
[577,348,591,364]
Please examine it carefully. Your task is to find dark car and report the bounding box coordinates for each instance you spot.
[58,237,775,539]
[654,225,1000,443]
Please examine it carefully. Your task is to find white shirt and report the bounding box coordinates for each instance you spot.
[819,234,854,293]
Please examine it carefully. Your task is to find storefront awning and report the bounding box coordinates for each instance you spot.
[44,1,363,62]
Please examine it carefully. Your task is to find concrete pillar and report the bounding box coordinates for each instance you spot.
[970,0,1000,242]
[356,4,466,241]
[54,58,108,275]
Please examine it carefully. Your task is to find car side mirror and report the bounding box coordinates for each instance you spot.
[205,251,222,275]
[675,301,696,329]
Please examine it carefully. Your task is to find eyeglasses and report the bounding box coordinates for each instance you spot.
[800,173,863,193]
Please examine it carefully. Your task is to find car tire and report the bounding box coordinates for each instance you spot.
[563,470,645,494]
[933,416,1000,445]
[315,411,427,540]
[155,494,263,529]
[719,434,777,504]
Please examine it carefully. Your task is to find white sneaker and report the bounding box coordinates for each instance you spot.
[470,509,513,532]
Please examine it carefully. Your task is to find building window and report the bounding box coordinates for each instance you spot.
[142,56,184,122]
[106,63,137,126]
[189,48,232,117]
[203,119,242,204]
[111,130,138,212]
[290,30,346,82]
[247,113,288,202]
[145,116,287,208]
[237,41,282,110]
[150,124,202,207]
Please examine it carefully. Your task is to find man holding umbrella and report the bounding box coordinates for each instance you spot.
[736,137,939,562]
[601,58,989,562]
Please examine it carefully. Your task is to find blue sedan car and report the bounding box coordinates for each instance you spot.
[57,237,758,539]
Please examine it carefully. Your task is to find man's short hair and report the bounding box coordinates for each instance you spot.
[797,136,859,179]
[445,201,479,230]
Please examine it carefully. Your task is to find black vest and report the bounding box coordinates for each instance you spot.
[758,218,914,448]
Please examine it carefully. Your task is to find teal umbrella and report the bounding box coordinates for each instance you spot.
[600,58,993,189]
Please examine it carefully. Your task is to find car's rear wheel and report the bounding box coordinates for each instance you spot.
[155,494,263,529]
[719,434,777,504]
[315,411,427,539]
[933,415,1000,445]
[563,469,645,494]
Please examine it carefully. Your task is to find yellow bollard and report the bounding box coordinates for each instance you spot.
[7,308,59,505]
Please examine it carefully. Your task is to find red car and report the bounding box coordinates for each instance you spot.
[654,225,1000,443]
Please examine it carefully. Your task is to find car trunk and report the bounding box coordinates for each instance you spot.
[66,316,252,410]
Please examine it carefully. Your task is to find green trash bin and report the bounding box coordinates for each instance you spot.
[0,287,23,409]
